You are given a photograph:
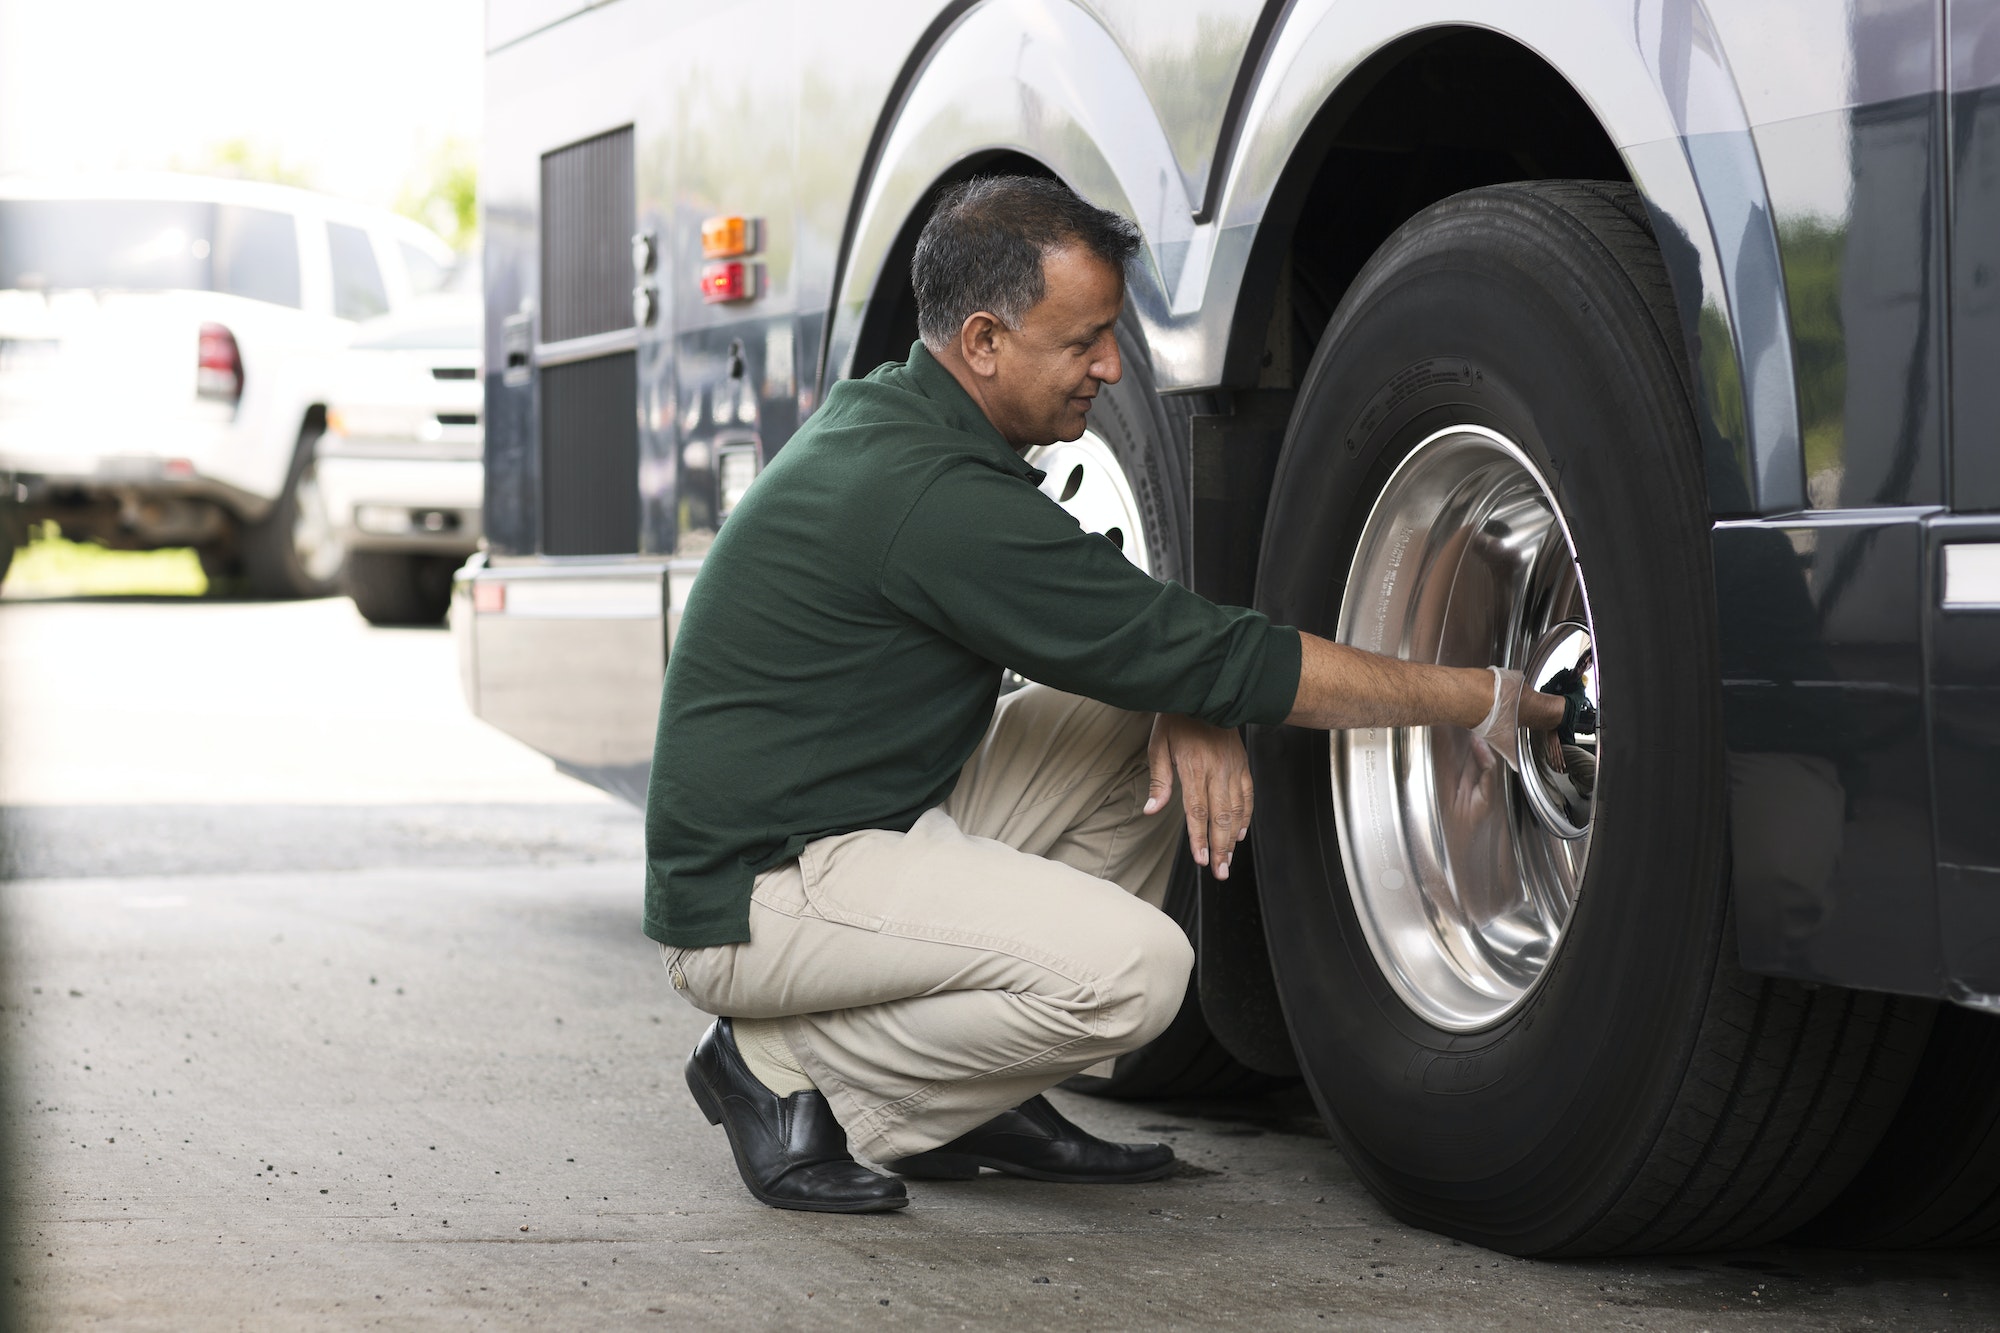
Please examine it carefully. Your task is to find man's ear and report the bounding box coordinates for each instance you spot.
[957,311,1003,378]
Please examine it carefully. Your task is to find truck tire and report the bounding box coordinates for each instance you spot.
[1247,181,1932,1255]
[242,418,345,599]
[1800,1004,2000,1248]
[1034,317,1278,1100]
[344,551,456,627]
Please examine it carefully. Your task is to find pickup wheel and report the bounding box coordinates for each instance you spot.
[344,551,456,627]
[0,495,26,587]
[242,418,345,599]
[1034,318,1280,1100]
[1248,181,1932,1255]
[196,538,243,596]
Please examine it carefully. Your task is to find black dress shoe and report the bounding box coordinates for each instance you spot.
[888,1095,1175,1183]
[684,1018,908,1213]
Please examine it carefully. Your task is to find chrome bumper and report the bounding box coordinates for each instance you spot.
[451,553,703,805]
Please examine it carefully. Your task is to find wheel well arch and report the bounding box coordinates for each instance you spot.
[847,150,1058,379]
[1225,27,1630,390]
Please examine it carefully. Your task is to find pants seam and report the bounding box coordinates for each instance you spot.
[1083,770,1156,883]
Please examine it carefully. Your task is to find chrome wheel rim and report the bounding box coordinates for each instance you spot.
[1027,430,1150,576]
[292,460,345,586]
[1333,426,1599,1032]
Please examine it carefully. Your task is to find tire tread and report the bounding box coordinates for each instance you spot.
[1801,1003,2000,1247]
[1471,183,1933,1254]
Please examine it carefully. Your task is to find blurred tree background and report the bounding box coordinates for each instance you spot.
[172,133,478,253]
[397,137,479,252]
[177,135,318,190]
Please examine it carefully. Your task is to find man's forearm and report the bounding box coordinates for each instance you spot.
[1283,632,1563,732]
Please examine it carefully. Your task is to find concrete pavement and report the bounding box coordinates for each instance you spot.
[3,595,1995,1330]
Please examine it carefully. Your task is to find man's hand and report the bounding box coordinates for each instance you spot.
[1144,713,1254,880]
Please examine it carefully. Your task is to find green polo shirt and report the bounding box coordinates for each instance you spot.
[643,343,1301,947]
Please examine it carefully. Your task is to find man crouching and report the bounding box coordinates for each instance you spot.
[645,175,1565,1212]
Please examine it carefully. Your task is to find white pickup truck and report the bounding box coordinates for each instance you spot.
[0,172,455,595]
[316,273,482,626]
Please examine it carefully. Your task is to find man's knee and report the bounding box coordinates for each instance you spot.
[1091,909,1195,1052]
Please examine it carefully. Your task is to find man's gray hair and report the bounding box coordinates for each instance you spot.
[912,176,1141,352]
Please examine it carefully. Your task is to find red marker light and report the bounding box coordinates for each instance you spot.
[472,581,506,614]
[700,260,752,304]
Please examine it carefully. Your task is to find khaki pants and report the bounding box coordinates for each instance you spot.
[660,685,1190,1162]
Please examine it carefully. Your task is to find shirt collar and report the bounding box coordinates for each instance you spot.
[903,341,1047,484]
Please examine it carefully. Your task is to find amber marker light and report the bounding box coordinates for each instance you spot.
[700,215,759,259]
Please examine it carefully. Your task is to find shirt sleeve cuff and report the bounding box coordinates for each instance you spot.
[1242,624,1303,726]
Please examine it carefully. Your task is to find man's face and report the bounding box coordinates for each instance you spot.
[984,245,1124,450]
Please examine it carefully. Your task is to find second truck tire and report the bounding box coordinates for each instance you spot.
[1801,1003,2000,1248]
[1035,318,1282,1101]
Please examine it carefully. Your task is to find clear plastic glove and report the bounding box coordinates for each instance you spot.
[1469,665,1527,771]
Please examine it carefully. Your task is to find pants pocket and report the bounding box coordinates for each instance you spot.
[793,828,895,929]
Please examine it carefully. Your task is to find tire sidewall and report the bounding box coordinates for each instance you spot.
[1250,191,1726,1248]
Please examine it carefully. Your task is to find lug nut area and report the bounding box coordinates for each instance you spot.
[1521,621,1597,839]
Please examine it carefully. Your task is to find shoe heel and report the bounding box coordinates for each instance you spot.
[895,1152,981,1181]
[685,1060,724,1127]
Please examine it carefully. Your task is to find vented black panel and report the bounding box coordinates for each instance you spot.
[540,126,634,344]
[540,352,639,555]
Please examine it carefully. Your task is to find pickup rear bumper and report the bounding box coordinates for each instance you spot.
[3,465,271,545]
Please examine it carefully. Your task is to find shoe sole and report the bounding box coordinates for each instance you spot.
[894,1150,1178,1185]
[685,1057,910,1214]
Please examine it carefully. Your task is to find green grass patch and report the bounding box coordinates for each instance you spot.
[4,525,207,598]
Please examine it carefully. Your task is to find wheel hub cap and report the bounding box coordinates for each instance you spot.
[1522,621,1599,839]
[1027,430,1150,577]
[1333,426,1597,1031]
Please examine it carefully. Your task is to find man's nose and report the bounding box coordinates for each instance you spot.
[1092,336,1122,386]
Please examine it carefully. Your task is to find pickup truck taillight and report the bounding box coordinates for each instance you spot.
[196,322,243,404]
